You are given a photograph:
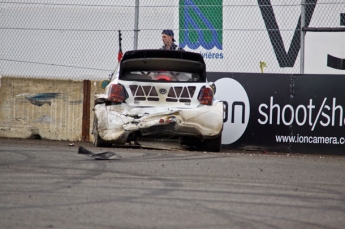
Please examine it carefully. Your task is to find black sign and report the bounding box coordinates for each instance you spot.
[208,72,345,155]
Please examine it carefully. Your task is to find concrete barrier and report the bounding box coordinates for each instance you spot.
[0,76,103,142]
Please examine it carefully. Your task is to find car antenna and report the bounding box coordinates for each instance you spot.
[109,30,123,81]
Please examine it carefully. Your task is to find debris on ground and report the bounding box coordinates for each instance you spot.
[78,146,121,160]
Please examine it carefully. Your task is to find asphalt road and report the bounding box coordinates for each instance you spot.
[0,138,344,229]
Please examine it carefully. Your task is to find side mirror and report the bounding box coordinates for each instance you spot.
[208,82,216,95]
[101,80,110,89]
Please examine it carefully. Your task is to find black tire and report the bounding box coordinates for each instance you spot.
[179,136,200,151]
[92,116,112,147]
[181,134,222,152]
[200,134,222,152]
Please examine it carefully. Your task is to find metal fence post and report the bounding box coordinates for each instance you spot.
[300,0,306,74]
[134,0,139,50]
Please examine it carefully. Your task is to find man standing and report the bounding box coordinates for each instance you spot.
[160,29,184,50]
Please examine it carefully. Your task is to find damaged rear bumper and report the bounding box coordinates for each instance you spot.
[94,101,225,143]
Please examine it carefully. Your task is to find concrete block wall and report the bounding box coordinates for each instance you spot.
[0,76,103,142]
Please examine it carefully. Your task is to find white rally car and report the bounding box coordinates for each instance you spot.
[93,49,228,152]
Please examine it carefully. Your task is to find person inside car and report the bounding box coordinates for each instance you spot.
[160,29,184,51]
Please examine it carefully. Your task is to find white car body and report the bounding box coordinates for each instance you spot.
[93,49,228,152]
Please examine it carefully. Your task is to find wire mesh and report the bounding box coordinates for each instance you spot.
[1,0,344,80]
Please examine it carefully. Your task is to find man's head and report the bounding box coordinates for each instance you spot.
[162,29,175,46]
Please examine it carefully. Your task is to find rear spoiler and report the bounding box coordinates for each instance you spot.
[121,49,205,65]
[119,49,206,80]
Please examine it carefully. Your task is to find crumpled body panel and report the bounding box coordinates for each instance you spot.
[94,100,224,142]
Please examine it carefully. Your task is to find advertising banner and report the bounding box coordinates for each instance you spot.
[208,72,345,154]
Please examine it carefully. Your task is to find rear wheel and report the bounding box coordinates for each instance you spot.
[180,134,222,152]
[92,116,112,147]
[200,134,222,152]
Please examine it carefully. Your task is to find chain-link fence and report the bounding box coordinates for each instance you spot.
[1,0,344,80]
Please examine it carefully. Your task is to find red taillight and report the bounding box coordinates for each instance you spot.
[108,84,127,103]
[198,87,213,105]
